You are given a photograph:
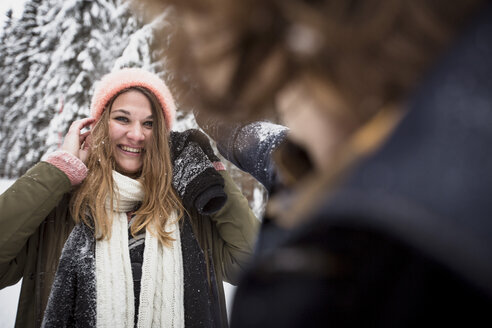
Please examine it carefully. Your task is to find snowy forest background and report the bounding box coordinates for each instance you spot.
[0,0,266,326]
[0,0,267,213]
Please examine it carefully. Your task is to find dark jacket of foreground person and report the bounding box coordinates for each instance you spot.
[202,6,492,327]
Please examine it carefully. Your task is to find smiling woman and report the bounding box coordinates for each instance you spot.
[0,67,259,327]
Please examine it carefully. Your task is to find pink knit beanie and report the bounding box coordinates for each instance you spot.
[90,68,176,130]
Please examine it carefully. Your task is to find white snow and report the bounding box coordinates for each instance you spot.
[0,178,15,191]
[0,0,25,28]
[0,179,21,328]
[252,184,267,219]
[250,121,288,143]
[224,282,236,321]
[0,281,21,328]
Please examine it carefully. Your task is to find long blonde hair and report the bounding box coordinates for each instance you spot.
[71,86,184,246]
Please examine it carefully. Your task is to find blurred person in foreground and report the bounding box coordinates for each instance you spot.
[137,0,492,326]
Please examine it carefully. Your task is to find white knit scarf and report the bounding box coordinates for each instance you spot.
[95,170,184,328]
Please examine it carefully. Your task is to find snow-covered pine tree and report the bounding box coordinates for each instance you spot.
[42,0,146,157]
[0,0,142,177]
[0,0,43,174]
[0,9,13,105]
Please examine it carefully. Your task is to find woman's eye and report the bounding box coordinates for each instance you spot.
[115,116,129,123]
[144,121,153,128]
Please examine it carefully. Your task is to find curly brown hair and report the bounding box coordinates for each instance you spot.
[137,0,485,126]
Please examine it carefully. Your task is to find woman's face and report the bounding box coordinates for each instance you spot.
[108,90,154,176]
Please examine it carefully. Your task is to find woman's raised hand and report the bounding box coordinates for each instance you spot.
[61,118,95,164]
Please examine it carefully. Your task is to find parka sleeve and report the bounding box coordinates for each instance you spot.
[0,162,72,288]
[209,170,260,284]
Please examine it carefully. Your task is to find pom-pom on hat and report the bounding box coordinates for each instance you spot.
[90,68,176,131]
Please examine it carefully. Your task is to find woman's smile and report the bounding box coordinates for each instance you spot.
[118,144,144,155]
